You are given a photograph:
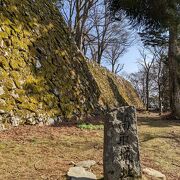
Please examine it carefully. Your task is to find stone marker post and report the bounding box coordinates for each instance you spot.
[103,106,141,180]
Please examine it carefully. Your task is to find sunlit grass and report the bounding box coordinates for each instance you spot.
[77,123,104,130]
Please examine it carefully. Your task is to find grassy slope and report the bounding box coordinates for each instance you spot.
[88,62,143,109]
[0,112,179,180]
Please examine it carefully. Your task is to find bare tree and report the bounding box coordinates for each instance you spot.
[138,49,155,111]
[128,70,146,104]
[85,1,133,64]
[128,47,169,113]
[58,0,133,67]
[84,0,111,64]
[151,47,168,114]
[104,40,125,74]
[59,0,97,50]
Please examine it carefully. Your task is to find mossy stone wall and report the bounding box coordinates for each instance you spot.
[0,0,143,126]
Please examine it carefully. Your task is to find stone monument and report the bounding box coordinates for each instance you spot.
[103,106,141,180]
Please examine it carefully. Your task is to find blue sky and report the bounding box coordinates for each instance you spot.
[118,30,145,74]
[120,44,140,73]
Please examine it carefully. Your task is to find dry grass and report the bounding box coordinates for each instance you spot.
[0,126,103,180]
[138,112,180,180]
[0,112,179,180]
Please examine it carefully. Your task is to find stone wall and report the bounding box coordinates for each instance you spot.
[0,0,143,127]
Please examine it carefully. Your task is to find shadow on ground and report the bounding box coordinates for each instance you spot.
[137,114,180,128]
[141,132,180,143]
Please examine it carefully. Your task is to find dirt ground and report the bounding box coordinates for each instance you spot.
[0,112,179,180]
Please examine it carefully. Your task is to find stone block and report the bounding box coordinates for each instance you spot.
[103,106,141,180]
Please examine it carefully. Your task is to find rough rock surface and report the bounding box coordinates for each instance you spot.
[104,106,141,180]
[0,0,143,128]
[76,160,96,169]
[143,168,166,180]
[67,160,97,180]
[67,167,97,180]
[0,116,6,131]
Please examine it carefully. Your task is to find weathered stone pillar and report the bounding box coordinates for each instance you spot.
[103,106,141,180]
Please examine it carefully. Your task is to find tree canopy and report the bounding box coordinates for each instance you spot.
[109,0,180,46]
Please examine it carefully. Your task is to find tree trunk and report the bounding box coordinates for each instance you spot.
[158,60,162,115]
[168,25,180,118]
[146,72,149,111]
[97,46,103,65]
[112,63,115,73]
[75,0,82,50]
[97,56,101,64]
[159,93,162,115]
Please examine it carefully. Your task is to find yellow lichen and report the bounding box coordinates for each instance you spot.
[0,56,9,70]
